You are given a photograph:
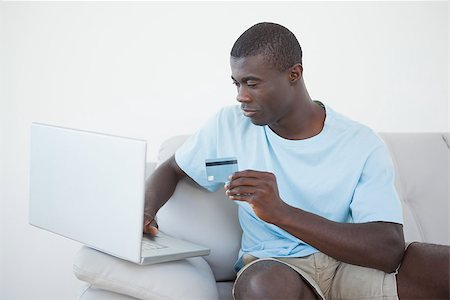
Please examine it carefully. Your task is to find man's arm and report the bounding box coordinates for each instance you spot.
[277,206,405,273]
[143,154,186,235]
[226,170,405,273]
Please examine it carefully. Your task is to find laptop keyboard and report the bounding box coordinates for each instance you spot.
[141,238,168,251]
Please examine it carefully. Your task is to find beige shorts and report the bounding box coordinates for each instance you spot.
[233,252,399,300]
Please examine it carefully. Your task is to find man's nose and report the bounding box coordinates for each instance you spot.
[236,86,251,103]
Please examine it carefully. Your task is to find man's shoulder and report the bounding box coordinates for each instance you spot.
[328,106,384,148]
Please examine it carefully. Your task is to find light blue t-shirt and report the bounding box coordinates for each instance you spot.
[175,104,403,271]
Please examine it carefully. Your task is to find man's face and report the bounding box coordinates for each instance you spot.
[230,54,293,126]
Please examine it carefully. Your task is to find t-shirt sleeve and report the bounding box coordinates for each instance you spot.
[349,144,404,224]
[174,111,223,192]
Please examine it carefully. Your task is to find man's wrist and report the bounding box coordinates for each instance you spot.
[144,212,154,219]
[274,202,299,227]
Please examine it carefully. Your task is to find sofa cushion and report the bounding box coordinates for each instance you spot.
[216,282,234,300]
[156,135,242,281]
[78,282,235,300]
[79,285,139,300]
[73,246,219,300]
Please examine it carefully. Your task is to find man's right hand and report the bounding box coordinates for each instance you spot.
[143,215,159,236]
[143,155,186,237]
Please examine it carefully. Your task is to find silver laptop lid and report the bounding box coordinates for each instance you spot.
[29,123,146,263]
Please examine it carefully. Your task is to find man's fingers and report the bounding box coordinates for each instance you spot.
[144,224,159,236]
[230,169,269,180]
[226,185,255,197]
[227,170,276,190]
[226,177,259,190]
[148,226,159,236]
[143,217,159,236]
[228,193,254,202]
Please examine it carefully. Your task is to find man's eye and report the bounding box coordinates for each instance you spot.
[247,82,257,87]
[232,81,240,87]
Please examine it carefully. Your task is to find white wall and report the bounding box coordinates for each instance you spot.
[0,1,448,299]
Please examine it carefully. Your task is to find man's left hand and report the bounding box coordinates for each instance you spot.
[224,170,288,224]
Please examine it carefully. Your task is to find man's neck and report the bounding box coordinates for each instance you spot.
[269,100,326,141]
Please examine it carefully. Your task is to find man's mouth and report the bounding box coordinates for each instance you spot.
[242,107,259,118]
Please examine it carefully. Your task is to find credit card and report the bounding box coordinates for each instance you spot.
[205,157,238,183]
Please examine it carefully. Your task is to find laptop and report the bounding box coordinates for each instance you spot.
[29,123,210,265]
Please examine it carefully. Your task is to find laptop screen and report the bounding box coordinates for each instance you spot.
[29,123,147,263]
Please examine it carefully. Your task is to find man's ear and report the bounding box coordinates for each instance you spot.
[288,64,303,83]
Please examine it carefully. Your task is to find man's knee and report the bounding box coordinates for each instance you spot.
[233,260,317,300]
[397,242,450,299]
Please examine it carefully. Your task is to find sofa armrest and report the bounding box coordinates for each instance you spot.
[74,246,219,300]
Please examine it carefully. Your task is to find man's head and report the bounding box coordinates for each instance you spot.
[230,22,302,72]
[230,23,308,128]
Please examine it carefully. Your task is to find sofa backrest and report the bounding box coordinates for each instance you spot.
[155,133,449,281]
[378,133,449,245]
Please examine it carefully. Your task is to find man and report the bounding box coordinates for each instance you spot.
[143,23,449,299]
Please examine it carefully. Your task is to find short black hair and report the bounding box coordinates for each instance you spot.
[230,22,303,72]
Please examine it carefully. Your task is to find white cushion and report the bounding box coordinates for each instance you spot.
[156,135,242,281]
[73,246,219,300]
[79,284,139,300]
[78,282,234,300]
[216,282,234,300]
[157,178,242,281]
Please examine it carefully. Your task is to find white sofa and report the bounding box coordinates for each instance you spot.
[73,133,450,300]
